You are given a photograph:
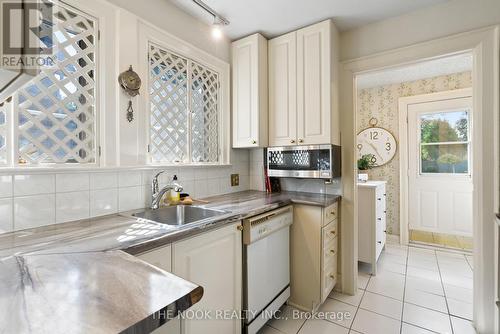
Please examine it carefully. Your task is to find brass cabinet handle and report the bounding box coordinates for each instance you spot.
[330,249,335,254]
[330,211,335,215]
[330,230,336,235]
[298,139,304,143]
[237,225,244,231]
[330,274,335,280]
[290,139,295,144]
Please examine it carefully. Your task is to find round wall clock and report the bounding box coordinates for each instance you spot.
[357,118,397,167]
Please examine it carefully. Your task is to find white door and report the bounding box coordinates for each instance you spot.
[296,20,331,145]
[407,96,473,236]
[268,32,297,146]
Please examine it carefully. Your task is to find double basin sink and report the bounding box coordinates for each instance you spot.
[131,205,227,227]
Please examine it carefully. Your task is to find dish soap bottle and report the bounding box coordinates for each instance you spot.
[167,175,181,205]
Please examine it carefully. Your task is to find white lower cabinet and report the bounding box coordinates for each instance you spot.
[172,223,242,334]
[358,181,387,275]
[289,202,339,312]
[137,245,180,334]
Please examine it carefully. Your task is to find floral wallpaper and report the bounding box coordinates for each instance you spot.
[356,71,472,235]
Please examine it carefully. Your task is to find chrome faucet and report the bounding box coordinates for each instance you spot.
[151,171,183,210]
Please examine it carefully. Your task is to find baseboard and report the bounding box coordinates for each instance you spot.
[386,234,400,244]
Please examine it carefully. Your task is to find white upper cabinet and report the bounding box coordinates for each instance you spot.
[269,32,297,146]
[269,20,339,147]
[232,33,268,148]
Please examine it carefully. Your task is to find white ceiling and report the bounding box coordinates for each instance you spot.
[168,0,448,40]
[356,53,473,89]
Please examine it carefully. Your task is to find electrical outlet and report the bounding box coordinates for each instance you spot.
[231,174,239,187]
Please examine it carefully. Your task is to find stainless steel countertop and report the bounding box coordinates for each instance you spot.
[0,190,340,333]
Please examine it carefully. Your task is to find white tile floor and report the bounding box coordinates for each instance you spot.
[258,243,476,334]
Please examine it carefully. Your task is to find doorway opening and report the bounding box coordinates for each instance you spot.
[353,52,476,332]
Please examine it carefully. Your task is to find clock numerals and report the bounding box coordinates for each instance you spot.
[357,144,363,151]
[370,131,379,140]
[385,142,391,151]
[370,155,377,164]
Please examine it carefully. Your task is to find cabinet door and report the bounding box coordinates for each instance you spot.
[296,21,331,145]
[138,245,179,334]
[137,244,172,272]
[173,224,242,334]
[269,32,297,147]
[232,34,268,148]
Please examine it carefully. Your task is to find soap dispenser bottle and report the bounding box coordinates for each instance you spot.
[168,175,181,205]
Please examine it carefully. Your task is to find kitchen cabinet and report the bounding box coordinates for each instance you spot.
[269,31,297,146]
[268,20,339,147]
[232,33,268,148]
[358,181,387,275]
[289,201,339,312]
[137,245,180,334]
[172,223,242,334]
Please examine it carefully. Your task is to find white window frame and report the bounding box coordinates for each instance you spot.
[0,0,101,169]
[417,108,472,177]
[138,20,230,166]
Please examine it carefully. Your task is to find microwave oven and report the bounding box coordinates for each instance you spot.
[267,144,341,179]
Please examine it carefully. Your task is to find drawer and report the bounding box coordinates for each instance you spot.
[323,236,338,264]
[323,202,338,225]
[322,220,338,245]
[321,255,338,301]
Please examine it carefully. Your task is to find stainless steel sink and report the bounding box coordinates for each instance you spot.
[132,205,227,226]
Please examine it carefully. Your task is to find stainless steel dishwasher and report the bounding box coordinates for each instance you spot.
[242,205,293,334]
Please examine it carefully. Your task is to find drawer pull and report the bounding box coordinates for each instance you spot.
[251,139,257,144]
[330,274,335,280]
[377,218,382,221]
[290,139,295,144]
[384,194,386,196]
[384,230,387,233]
[237,225,244,231]
[378,198,382,201]
[330,249,335,254]
[330,230,336,235]
[377,241,382,244]
[384,210,387,213]
[330,211,336,215]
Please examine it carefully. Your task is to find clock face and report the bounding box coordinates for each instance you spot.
[357,127,397,167]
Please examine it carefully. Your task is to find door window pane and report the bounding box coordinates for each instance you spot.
[421,143,468,174]
[420,110,468,143]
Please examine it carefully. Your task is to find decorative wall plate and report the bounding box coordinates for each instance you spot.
[357,118,397,167]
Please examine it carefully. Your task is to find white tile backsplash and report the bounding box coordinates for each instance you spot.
[90,172,118,190]
[56,191,90,223]
[0,175,13,198]
[0,198,13,233]
[14,194,56,229]
[56,173,90,193]
[90,189,118,217]
[119,186,144,212]
[118,171,142,187]
[14,174,55,196]
[3,154,251,232]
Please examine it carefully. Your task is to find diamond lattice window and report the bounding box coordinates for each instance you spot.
[15,3,97,165]
[149,44,219,164]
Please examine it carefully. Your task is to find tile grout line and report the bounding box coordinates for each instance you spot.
[399,244,409,334]
[434,248,455,334]
[347,273,370,333]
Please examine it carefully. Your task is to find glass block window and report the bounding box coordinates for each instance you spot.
[148,43,220,164]
[15,3,97,165]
